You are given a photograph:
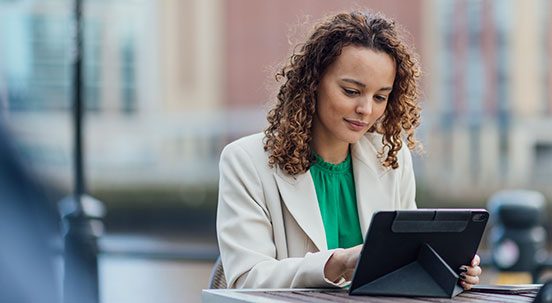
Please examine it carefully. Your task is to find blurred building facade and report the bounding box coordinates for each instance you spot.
[422,0,552,199]
[0,0,551,204]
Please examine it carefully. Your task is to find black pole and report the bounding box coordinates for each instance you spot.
[60,1,105,302]
[74,0,85,202]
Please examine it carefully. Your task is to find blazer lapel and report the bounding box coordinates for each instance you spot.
[274,168,327,251]
[351,135,393,236]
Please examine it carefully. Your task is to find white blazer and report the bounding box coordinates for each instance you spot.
[216,132,417,288]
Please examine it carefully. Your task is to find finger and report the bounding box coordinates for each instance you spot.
[344,271,355,281]
[459,263,482,276]
[465,265,482,277]
[472,254,480,267]
[460,280,472,290]
[460,273,479,285]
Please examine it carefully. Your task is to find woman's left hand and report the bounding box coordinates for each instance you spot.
[459,254,482,290]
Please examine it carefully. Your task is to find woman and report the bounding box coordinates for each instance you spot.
[217,10,481,289]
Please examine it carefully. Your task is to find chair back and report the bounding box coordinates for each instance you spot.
[208,256,227,289]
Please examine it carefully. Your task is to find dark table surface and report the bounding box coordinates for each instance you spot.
[202,288,539,303]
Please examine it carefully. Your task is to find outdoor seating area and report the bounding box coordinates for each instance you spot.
[1,0,552,303]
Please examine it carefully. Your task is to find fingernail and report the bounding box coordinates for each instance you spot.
[459,266,468,273]
[459,273,466,280]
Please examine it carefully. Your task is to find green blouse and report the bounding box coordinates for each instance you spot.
[310,151,363,249]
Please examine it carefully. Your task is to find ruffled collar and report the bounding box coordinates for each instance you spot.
[311,151,352,174]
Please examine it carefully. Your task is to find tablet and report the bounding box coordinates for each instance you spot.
[470,284,541,294]
[349,209,489,298]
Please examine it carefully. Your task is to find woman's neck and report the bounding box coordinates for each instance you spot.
[311,140,350,164]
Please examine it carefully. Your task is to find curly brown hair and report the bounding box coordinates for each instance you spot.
[264,10,421,175]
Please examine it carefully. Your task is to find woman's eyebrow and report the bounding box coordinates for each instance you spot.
[341,78,393,92]
[341,78,366,88]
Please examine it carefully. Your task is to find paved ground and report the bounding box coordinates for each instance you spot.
[99,233,218,303]
[100,257,213,303]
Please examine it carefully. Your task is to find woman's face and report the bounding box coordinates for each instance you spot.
[312,45,396,150]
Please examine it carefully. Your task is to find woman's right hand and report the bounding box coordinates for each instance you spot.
[324,244,363,283]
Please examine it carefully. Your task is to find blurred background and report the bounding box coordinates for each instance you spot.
[0,0,551,302]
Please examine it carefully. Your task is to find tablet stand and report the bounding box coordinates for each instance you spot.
[351,243,464,298]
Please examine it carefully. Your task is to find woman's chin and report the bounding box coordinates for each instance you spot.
[342,132,367,144]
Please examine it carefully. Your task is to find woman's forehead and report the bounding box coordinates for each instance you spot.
[326,46,396,88]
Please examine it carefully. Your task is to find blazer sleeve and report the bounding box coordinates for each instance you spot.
[399,145,417,210]
[216,142,345,289]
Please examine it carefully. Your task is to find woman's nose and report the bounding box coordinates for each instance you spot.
[356,97,373,115]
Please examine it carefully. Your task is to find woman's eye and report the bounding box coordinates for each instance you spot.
[375,95,388,102]
[343,88,359,96]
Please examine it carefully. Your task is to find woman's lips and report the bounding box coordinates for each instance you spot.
[344,118,369,131]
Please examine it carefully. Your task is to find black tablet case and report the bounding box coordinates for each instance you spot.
[349,209,489,298]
